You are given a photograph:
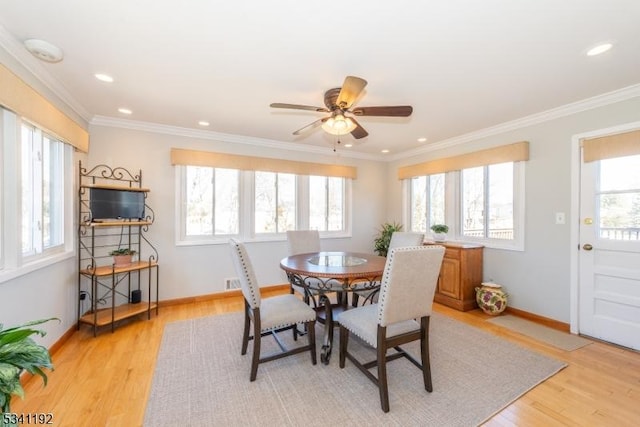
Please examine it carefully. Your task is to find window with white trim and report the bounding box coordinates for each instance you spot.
[21,124,66,257]
[408,162,524,250]
[177,165,351,243]
[462,162,515,240]
[1,108,73,280]
[182,166,239,238]
[309,175,345,232]
[409,173,445,232]
[255,171,296,234]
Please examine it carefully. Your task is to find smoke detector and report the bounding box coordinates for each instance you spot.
[24,39,64,63]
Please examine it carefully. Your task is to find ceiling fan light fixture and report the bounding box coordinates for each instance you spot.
[321,114,356,135]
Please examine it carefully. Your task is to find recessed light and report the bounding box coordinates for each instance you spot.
[118,108,132,115]
[24,39,63,63]
[417,137,427,142]
[95,73,114,83]
[381,149,390,154]
[198,121,210,127]
[344,143,353,148]
[586,43,612,56]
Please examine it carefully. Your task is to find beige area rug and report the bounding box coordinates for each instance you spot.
[487,315,592,351]
[144,312,566,427]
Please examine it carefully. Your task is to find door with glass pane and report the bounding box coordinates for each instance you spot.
[579,145,640,350]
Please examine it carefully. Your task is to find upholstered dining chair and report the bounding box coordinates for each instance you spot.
[229,238,317,381]
[352,231,425,306]
[338,245,445,412]
[388,231,425,250]
[286,230,321,305]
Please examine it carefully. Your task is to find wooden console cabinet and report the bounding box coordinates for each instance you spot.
[426,242,483,311]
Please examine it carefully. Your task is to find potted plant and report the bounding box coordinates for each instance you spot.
[109,248,136,267]
[430,224,449,242]
[0,318,56,424]
[373,222,403,257]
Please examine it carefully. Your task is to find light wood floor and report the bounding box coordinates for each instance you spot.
[13,290,640,427]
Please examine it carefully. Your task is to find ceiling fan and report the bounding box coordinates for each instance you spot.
[270,76,413,140]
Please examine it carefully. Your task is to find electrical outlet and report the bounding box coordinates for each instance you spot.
[225,277,240,290]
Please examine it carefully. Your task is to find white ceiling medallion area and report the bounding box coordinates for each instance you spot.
[0,2,638,158]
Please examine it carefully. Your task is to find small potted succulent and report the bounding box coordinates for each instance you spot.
[430,224,449,242]
[109,248,136,267]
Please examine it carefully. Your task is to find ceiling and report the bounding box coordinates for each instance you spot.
[1,1,639,159]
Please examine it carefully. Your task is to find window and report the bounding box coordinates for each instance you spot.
[408,162,524,250]
[255,171,296,234]
[462,163,514,240]
[309,175,345,231]
[21,125,65,257]
[598,154,640,240]
[1,108,73,281]
[409,173,445,232]
[183,166,239,238]
[177,165,350,244]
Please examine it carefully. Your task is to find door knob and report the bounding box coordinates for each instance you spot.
[582,244,593,251]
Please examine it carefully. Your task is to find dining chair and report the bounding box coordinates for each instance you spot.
[352,231,425,306]
[286,230,321,306]
[338,245,445,412]
[229,238,317,381]
[388,231,425,249]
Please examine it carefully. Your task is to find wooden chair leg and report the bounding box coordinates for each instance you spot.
[377,326,390,413]
[308,320,317,365]
[241,302,250,355]
[249,308,261,382]
[339,325,348,368]
[421,316,433,392]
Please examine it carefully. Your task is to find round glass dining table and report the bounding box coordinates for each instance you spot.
[280,251,386,364]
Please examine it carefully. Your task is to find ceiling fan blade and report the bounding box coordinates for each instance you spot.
[336,76,368,109]
[271,103,329,113]
[349,117,369,139]
[293,117,328,135]
[351,105,413,117]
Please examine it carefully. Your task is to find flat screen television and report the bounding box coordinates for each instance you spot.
[90,188,145,220]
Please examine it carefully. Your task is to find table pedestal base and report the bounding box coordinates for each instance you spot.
[316,293,351,364]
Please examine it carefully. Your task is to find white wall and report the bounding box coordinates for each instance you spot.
[86,125,388,300]
[386,96,640,322]
[0,48,89,347]
[3,40,639,346]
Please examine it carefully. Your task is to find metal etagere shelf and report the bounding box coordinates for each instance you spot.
[77,161,159,336]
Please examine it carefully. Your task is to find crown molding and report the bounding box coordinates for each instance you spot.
[90,115,384,162]
[390,83,640,162]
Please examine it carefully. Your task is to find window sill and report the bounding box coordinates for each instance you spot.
[450,238,524,252]
[0,250,75,284]
[175,231,352,247]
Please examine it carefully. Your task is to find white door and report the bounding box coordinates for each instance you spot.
[578,149,640,350]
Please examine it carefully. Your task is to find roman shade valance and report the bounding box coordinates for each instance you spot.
[582,129,640,163]
[0,64,89,152]
[170,148,357,179]
[397,141,529,180]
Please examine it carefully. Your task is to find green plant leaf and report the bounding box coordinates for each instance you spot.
[0,318,57,414]
[373,222,403,256]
